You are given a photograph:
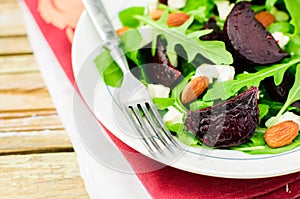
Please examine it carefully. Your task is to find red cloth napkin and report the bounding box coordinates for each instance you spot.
[23,0,300,198]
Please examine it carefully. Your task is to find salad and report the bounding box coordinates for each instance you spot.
[94,0,300,154]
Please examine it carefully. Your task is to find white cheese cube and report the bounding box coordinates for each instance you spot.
[192,63,235,83]
[168,0,187,9]
[266,111,300,128]
[272,32,290,48]
[215,1,235,21]
[148,84,170,98]
[163,106,184,124]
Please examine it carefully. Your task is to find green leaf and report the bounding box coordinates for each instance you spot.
[94,50,123,87]
[258,104,270,121]
[166,123,200,146]
[120,29,142,65]
[135,15,233,65]
[189,100,213,111]
[265,0,277,11]
[231,134,300,154]
[118,7,145,28]
[267,22,294,34]
[276,64,300,117]
[203,56,300,101]
[183,0,214,14]
[153,98,175,110]
[284,0,300,35]
[286,35,300,56]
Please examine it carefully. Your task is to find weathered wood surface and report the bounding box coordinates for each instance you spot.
[0,153,88,199]
[0,0,89,198]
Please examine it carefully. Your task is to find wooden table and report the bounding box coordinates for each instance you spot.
[0,0,89,198]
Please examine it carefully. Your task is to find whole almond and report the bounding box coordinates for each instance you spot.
[116,26,130,36]
[181,76,209,104]
[255,11,275,28]
[264,120,299,148]
[167,12,190,27]
[150,9,164,21]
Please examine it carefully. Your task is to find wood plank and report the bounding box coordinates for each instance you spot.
[0,92,55,111]
[0,130,72,155]
[0,55,39,74]
[0,115,64,132]
[0,153,88,198]
[0,72,45,91]
[0,7,26,36]
[0,36,32,55]
[0,109,57,119]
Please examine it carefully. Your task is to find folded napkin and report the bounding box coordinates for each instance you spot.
[22,0,300,198]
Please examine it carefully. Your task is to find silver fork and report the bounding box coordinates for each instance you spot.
[83,0,180,155]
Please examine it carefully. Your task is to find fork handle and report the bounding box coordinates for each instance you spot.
[82,0,130,73]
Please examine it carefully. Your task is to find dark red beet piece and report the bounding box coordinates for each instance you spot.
[264,72,294,102]
[143,36,182,87]
[223,1,288,66]
[158,0,168,5]
[185,87,259,148]
[200,17,223,41]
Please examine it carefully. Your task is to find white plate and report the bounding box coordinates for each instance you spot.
[72,0,300,178]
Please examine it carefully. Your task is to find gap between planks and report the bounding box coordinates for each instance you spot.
[0,36,32,55]
[0,129,73,155]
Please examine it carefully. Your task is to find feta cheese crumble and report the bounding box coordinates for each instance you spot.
[168,0,187,9]
[192,63,235,83]
[163,106,184,124]
[215,1,235,21]
[266,111,300,128]
[272,32,290,48]
[148,84,170,98]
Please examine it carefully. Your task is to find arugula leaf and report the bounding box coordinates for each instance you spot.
[286,35,300,56]
[258,104,270,121]
[267,22,294,34]
[153,98,175,110]
[189,100,213,111]
[231,134,300,154]
[265,0,277,11]
[183,0,214,14]
[94,50,123,87]
[166,123,200,146]
[276,64,300,117]
[203,56,300,101]
[284,0,300,36]
[120,29,142,65]
[135,15,233,65]
[118,7,145,28]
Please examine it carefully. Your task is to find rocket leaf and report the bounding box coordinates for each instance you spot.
[276,64,300,117]
[135,13,233,65]
[203,56,300,101]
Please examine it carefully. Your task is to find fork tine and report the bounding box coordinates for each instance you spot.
[140,104,174,152]
[128,106,163,154]
[125,107,157,155]
[147,102,181,149]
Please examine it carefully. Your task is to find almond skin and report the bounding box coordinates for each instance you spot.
[181,76,209,104]
[167,12,190,27]
[264,120,299,148]
[255,11,275,28]
[150,9,164,21]
[116,26,130,36]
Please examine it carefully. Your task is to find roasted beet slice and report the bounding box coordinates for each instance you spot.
[139,36,182,87]
[185,87,259,148]
[223,1,288,66]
